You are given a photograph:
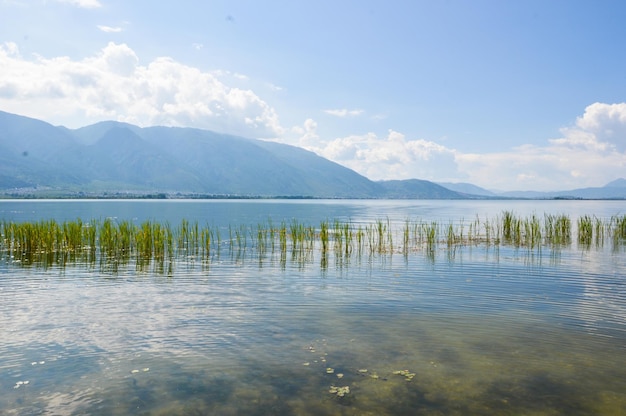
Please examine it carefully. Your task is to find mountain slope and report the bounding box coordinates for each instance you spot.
[378,179,466,199]
[1,111,623,199]
[605,178,626,188]
[0,111,403,197]
[437,182,496,197]
[0,112,87,188]
[498,178,626,199]
[254,140,382,197]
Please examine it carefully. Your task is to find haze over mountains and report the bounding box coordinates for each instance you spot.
[0,110,624,199]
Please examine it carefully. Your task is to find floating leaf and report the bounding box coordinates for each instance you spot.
[329,385,350,397]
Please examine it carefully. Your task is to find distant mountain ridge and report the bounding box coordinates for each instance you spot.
[0,110,464,199]
[436,182,497,197]
[437,179,626,199]
[1,110,624,199]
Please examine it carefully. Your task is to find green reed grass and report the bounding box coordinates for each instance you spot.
[578,215,594,247]
[1,211,623,272]
[319,220,329,253]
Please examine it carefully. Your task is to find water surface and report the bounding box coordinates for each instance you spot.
[1,199,625,415]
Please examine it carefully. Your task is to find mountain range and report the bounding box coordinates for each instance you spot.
[0,110,624,199]
[437,179,626,199]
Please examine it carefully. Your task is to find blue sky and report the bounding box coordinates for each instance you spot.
[1,0,625,191]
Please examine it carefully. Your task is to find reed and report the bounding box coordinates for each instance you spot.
[402,219,410,255]
[136,221,152,261]
[201,226,212,257]
[278,221,287,254]
[234,224,247,251]
[445,222,460,247]
[502,211,515,243]
[577,215,594,247]
[375,219,385,253]
[421,221,437,254]
[544,214,571,246]
[333,220,343,256]
[609,214,626,248]
[255,223,266,254]
[99,218,119,257]
[355,225,364,255]
[2,212,623,273]
[525,214,541,248]
[290,219,307,253]
[319,220,329,253]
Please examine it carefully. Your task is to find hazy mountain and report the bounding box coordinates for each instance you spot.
[551,179,626,199]
[605,178,626,188]
[1,110,623,199]
[378,179,469,199]
[437,182,496,197]
[1,110,464,198]
[0,111,87,188]
[439,179,626,199]
[496,178,626,199]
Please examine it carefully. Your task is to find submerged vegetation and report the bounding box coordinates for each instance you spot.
[1,211,625,273]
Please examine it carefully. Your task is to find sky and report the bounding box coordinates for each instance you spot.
[1,0,625,191]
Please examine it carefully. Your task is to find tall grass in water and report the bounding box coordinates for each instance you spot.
[544,214,571,246]
[319,220,329,253]
[402,219,410,256]
[577,215,594,247]
[375,219,386,254]
[609,214,626,248]
[1,212,623,273]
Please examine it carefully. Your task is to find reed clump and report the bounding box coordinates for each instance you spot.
[1,211,622,272]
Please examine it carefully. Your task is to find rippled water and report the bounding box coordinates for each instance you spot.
[1,200,626,415]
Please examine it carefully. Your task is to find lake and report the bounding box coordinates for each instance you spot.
[1,199,625,415]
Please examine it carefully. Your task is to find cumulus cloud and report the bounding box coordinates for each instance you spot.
[299,128,462,182]
[56,0,101,8]
[554,102,626,152]
[0,42,283,137]
[296,102,626,191]
[456,103,626,191]
[324,108,363,117]
[0,40,623,191]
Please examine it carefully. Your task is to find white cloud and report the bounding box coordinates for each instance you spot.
[97,25,123,33]
[456,103,626,191]
[324,108,363,117]
[296,102,626,191]
[556,102,626,152]
[56,0,101,8]
[0,40,623,191]
[1,41,20,57]
[0,42,283,137]
[300,128,461,182]
[296,118,319,147]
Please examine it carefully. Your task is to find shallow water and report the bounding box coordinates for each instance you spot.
[1,200,626,415]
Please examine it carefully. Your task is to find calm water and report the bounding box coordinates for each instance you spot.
[1,199,625,415]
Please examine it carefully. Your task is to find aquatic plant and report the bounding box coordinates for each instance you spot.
[319,220,329,253]
[544,214,571,246]
[577,215,594,247]
[328,385,350,397]
[1,211,623,273]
